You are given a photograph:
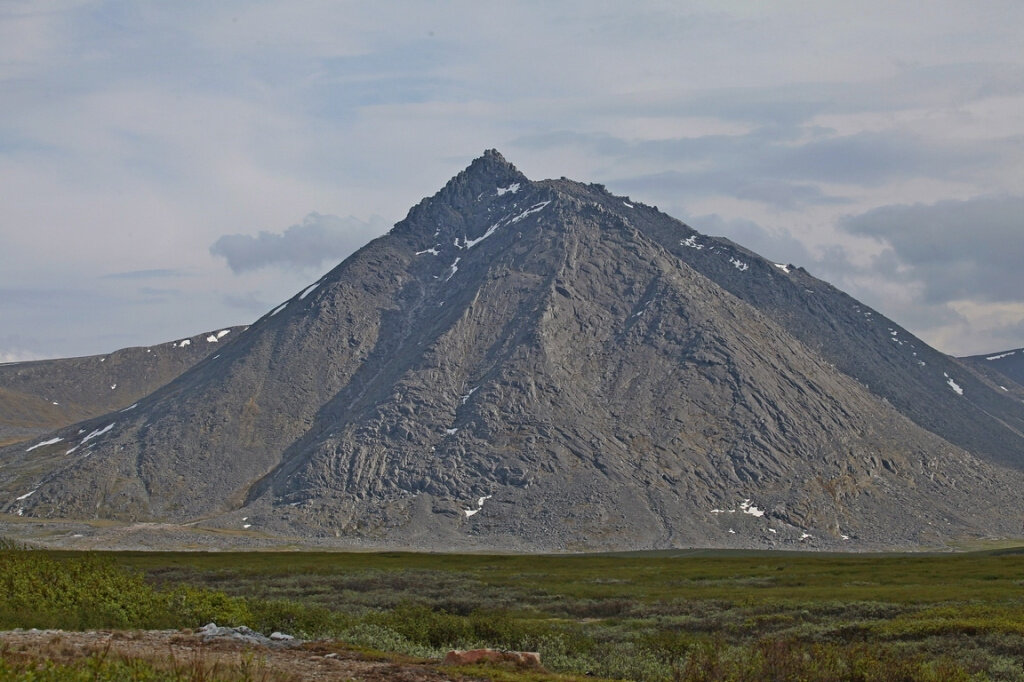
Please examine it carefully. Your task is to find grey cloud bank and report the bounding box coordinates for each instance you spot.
[210,213,391,273]
[840,195,1024,305]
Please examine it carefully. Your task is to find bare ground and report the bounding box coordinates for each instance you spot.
[0,628,470,681]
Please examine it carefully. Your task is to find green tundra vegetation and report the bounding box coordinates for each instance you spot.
[2,538,1024,681]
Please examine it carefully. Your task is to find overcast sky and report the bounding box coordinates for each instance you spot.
[2,1,1022,361]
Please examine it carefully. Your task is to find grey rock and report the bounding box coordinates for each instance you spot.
[1,150,1023,552]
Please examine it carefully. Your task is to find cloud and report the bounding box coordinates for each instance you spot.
[687,213,815,266]
[519,125,1012,211]
[222,292,271,314]
[210,213,391,273]
[840,195,1024,304]
[101,269,186,279]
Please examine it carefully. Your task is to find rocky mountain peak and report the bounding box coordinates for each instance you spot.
[434,149,529,207]
[3,151,1024,552]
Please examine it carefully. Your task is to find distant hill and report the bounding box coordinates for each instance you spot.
[1,150,1022,552]
[960,348,1024,391]
[0,327,243,446]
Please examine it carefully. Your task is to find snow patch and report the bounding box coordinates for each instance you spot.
[800,532,812,540]
[26,437,62,452]
[445,257,461,282]
[729,257,749,272]
[739,499,765,517]
[943,373,964,396]
[509,201,550,224]
[415,246,440,256]
[728,528,735,534]
[269,303,287,317]
[178,339,191,347]
[768,528,777,534]
[206,335,219,343]
[680,235,704,250]
[496,183,520,196]
[460,387,478,404]
[65,446,79,455]
[1000,386,1009,391]
[986,351,1017,360]
[773,263,790,273]
[81,423,114,445]
[299,284,319,300]
[110,383,117,390]
[243,524,251,529]
[120,403,137,412]
[622,201,634,208]
[15,490,36,501]
[445,428,459,435]
[465,223,500,249]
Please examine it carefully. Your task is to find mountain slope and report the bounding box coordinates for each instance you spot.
[1,151,1022,551]
[0,327,243,447]
[961,348,1024,392]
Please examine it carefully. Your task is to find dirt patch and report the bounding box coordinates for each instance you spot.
[0,629,462,681]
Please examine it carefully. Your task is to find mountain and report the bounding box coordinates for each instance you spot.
[2,150,1023,551]
[0,327,244,448]
[961,348,1024,392]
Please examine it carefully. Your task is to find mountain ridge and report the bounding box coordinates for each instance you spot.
[1,150,1022,551]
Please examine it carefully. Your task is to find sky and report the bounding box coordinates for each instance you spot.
[1,1,1023,361]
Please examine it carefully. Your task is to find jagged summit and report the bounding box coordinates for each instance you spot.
[393,150,531,245]
[2,152,1023,552]
[434,149,528,207]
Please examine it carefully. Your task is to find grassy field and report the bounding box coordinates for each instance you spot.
[3,541,1024,680]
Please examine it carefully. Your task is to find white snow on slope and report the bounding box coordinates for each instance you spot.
[986,351,1017,360]
[773,263,790,274]
[299,284,319,300]
[729,257,749,272]
[415,246,440,256]
[464,494,492,517]
[445,257,461,282]
[944,373,964,396]
[509,201,550,224]
[739,499,765,517]
[206,334,218,342]
[445,427,459,435]
[26,437,62,452]
[81,423,114,445]
[623,201,634,208]
[680,235,704,249]
[15,490,36,501]
[496,183,520,196]
[460,387,478,404]
[269,303,287,317]
[465,223,500,249]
